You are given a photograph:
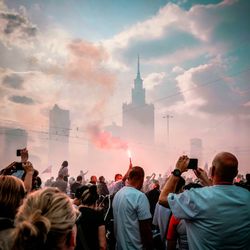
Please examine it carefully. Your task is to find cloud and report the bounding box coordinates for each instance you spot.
[2,73,23,88]
[102,0,249,70]
[8,95,35,105]
[0,7,38,48]
[144,72,166,90]
[169,62,250,116]
[66,39,116,89]
[172,66,184,74]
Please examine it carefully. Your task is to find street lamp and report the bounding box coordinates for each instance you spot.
[163,114,173,147]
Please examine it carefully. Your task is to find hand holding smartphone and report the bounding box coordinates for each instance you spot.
[187,158,198,170]
[16,148,29,162]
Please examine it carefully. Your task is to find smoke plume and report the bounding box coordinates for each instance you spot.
[86,122,128,150]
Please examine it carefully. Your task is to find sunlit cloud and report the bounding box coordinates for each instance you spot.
[144,72,166,90]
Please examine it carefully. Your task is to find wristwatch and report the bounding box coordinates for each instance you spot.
[172,169,182,177]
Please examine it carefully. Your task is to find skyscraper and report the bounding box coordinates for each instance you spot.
[122,56,154,146]
[0,127,28,166]
[48,104,70,168]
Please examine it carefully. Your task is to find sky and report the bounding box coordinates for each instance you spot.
[0,0,249,180]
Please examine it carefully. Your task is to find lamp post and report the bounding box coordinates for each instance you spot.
[163,114,173,147]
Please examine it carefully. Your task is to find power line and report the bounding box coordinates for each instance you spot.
[104,66,250,120]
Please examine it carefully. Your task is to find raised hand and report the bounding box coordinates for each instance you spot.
[193,168,212,186]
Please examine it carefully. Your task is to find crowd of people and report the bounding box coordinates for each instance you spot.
[0,148,249,250]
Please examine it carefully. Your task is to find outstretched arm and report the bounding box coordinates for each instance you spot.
[159,155,189,208]
[23,161,34,193]
[122,160,133,182]
[81,170,88,176]
[21,148,34,193]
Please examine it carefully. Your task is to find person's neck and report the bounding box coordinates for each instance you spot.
[213,179,233,185]
[127,182,141,190]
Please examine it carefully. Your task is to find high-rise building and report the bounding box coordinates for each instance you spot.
[190,138,203,167]
[48,104,70,168]
[0,127,28,166]
[122,56,154,145]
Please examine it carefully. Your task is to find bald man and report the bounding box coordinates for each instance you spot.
[159,152,250,250]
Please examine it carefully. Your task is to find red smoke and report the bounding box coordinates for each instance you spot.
[87,123,128,150]
[66,39,115,89]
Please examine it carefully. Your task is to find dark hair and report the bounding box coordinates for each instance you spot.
[79,185,99,206]
[99,176,105,181]
[184,182,202,190]
[76,175,82,182]
[128,166,144,182]
[246,173,250,182]
[62,161,68,168]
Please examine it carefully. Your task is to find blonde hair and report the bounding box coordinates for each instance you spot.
[0,175,25,219]
[12,187,78,250]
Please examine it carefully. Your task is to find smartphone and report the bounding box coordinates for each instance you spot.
[16,149,21,157]
[15,162,24,170]
[187,158,198,169]
[11,162,25,179]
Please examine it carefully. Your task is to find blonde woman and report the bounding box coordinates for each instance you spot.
[11,188,79,250]
[0,175,26,249]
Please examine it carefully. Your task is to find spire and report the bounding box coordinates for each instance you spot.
[137,54,141,79]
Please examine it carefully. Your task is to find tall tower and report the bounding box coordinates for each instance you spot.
[48,104,70,168]
[122,56,154,145]
[0,127,28,166]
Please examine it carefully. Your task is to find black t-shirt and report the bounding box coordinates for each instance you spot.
[76,207,105,250]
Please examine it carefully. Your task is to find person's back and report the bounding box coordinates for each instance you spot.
[112,166,153,250]
[178,184,250,249]
[146,180,160,216]
[51,174,67,193]
[75,185,106,250]
[159,152,250,250]
[70,175,82,195]
[58,160,69,182]
[97,176,109,196]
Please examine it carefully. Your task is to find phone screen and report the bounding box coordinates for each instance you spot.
[16,149,21,157]
[188,159,198,169]
[11,170,25,179]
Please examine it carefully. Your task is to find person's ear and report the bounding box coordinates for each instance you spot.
[211,166,215,178]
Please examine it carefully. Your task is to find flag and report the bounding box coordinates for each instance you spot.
[41,165,52,174]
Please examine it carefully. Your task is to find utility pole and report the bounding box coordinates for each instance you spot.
[163,114,173,147]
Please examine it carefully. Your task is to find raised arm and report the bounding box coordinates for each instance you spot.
[21,148,34,193]
[122,160,133,182]
[159,155,189,208]
[193,168,212,186]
